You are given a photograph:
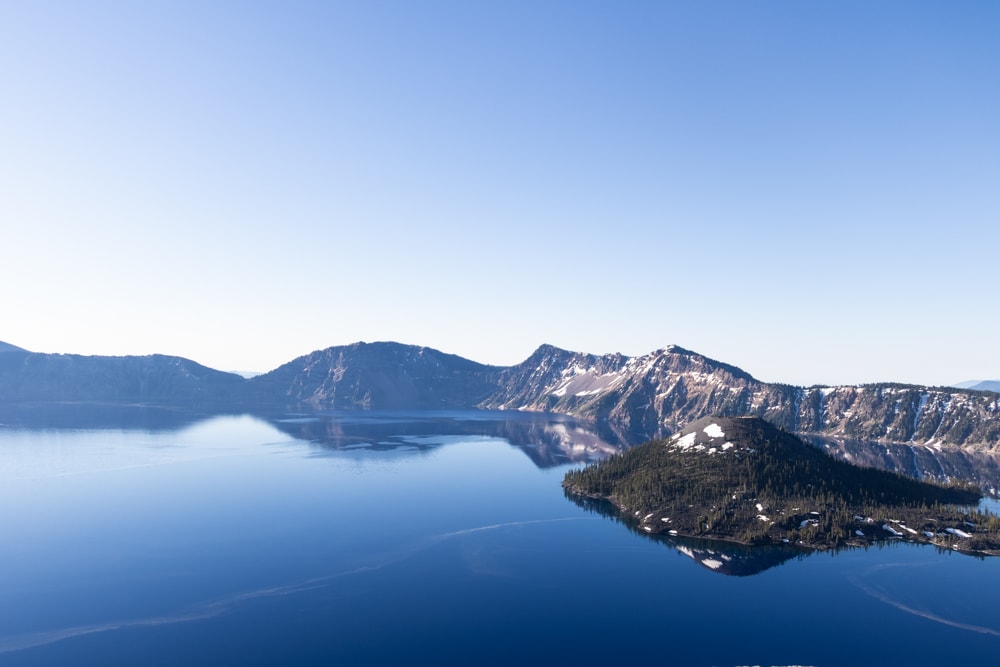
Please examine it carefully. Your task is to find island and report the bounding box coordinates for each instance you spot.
[563,416,1000,556]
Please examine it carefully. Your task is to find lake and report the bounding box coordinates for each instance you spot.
[1,408,999,666]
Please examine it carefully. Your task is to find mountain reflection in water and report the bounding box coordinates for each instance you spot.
[3,403,1000,488]
[0,405,627,469]
[3,406,1000,666]
[266,409,626,467]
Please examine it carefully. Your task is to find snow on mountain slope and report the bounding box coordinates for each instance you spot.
[479,345,1000,449]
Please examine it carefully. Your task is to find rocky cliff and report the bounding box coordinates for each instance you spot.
[480,344,1000,450]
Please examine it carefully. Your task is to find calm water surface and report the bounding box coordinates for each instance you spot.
[0,409,998,666]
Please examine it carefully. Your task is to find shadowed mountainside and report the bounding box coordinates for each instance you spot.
[0,346,246,407]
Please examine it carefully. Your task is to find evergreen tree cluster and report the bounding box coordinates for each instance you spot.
[564,417,993,550]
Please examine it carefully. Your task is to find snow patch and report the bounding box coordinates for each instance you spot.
[672,432,697,450]
[702,558,724,570]
[703,423,725,439]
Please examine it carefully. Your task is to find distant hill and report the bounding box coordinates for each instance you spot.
[969,381,1000,393]
[0,350,247,407]
[0,340,28,354]
[249,341,500,409]
[563,416,999,554]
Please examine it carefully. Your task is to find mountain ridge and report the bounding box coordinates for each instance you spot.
[1,339,998,451]
[967,380,1000,393]
[0,346,247,406]
[0,340,29,354]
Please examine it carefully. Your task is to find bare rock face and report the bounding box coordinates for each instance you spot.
[477,345,1000,451]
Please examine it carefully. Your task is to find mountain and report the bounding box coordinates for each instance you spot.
[248,341,499,409]
[2,339,999,453]
[483,344,778,436]
[969,381,1000,393]
[563,416,999,554]
[0,340,28,354]
[0,349,246,406]
[479,344,1000,450]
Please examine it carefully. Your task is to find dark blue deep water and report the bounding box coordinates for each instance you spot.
[1,409,998,666]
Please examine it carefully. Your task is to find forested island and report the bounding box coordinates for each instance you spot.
[564,416,1000,556]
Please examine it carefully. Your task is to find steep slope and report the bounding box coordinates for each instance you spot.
[479,345,1000,450]
[249,341,500,409]
[484,344,786,435]
[488,344,631,414]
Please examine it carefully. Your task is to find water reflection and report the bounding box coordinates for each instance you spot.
[0,405,627,469]
[5,403,1000,487]
[568,492,816,576]
[805,434,1000,494]
[565,490,1000,578]
[263,409,626,467]
[0,402,213,431]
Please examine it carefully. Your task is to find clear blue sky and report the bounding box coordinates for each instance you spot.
[2,1,998,387]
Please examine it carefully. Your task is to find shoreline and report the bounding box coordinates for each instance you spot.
[564,484,1000,558]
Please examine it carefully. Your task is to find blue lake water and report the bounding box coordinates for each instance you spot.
[1,409,999,666]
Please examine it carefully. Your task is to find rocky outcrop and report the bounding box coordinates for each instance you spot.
[478,344,1000,450]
